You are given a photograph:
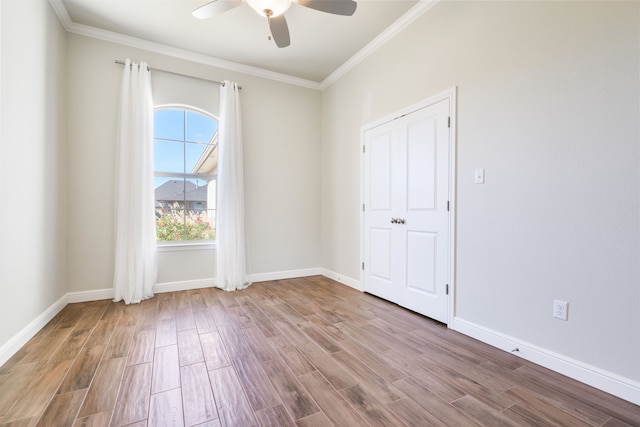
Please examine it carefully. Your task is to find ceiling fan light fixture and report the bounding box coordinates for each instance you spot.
[246,0,292,17]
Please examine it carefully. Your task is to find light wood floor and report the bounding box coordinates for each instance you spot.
[0,277,638,426]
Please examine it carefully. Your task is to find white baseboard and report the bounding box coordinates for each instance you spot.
[320,269,361,291]
[154,279,216,293]
[67,288,113,303]
[0,294,68,367]
[451,317,640,406]
[248,268,322,283]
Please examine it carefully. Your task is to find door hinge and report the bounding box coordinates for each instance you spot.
[447,117,451,128]
[447,201,450,211]
[362,203,365,212]
[362,262,365,270]
[446,284,449,295]
[363,145,366,153]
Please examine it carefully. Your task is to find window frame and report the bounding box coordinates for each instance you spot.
[154,104,218,248]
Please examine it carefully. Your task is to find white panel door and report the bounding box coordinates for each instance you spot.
[363,98,450,323]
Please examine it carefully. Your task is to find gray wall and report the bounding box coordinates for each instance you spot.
[0,0,68,345]
[65,34,322,292]
[321,1,640,382]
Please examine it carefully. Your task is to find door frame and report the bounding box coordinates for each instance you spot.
[360,87,457,326]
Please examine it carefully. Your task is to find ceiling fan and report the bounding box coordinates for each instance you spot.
[192,0,357,48]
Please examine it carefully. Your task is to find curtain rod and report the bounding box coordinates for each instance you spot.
[114,60,241,89]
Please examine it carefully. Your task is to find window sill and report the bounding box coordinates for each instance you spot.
[157,241,216,252]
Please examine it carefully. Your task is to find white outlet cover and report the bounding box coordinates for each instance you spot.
[474,168,485,184]
[553,299,569,321]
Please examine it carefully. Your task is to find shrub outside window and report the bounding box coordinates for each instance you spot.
[154,107,218,242]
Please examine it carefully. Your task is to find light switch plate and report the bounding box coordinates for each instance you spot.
[474,168,485,184]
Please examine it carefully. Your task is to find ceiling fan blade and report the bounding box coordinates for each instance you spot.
[192,0,242,19]
[269,15,291,48]
[295,0,357,16]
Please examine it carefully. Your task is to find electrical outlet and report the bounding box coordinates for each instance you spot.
[553,300,568,321]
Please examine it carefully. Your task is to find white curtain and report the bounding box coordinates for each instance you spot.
[216,81,251,291]
[113,59,157,304]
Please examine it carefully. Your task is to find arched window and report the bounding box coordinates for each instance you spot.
[154,106,218,242]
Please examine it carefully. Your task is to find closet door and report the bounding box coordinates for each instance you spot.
[363,98,450,323]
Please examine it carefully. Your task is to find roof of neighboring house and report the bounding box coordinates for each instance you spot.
[155,180,208,202]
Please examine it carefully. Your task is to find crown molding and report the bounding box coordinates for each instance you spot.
[48,0,437,92]
[48,0,73,30]
[320,0,439,90]
[70,21,323,90]
[47,0,321,90]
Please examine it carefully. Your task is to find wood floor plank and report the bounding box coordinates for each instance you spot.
[340,384,404,427]
[176,308,197,332]
[77,357,127,418]
[297,322,342,354]
[75,304,109,331]
[149,388,184,427]
[0,362,41,415]
[601,417,638,427]
[35,389,86,427]
[209,366,257,427]
[333,321,390,353]
[331,350,404,404]
[334,335,405,383]
[151,345,180,394]
[298,371,368,427]
[188,290,208,311]
[200,332,231,371]
[0,349,29,376]
[128,329,155,366]
[178,329,205,366]
[451,395,520,427]
[181,362,218,426]
[21,328,74,364]
[359,324,423,358]
[501,386,594,427]
[266,335,315,377]
[103,326,135,360]
[231,354,281,411]
[227,306,255,329]
[501,404,565,427]
[235,298,279,338]
[57,345,106,394]
[393,377,480,427]
[217,324,253,358]
[3,360,73,423]
[295,342,357,391]
[84,318,117,348]
[515,364,640,425]
[111,362,153,426]
[259,358,319,420]
[481,360,609,425]
[194,310,217,335]
[294,412,333,427]
[254,405,295,427]
[156,319,178,348]
[73,411,112,427]
[386,397,447,427]
[242,327,278,362]
[157,293,176,320]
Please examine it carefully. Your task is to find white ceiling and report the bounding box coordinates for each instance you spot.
[51,0,429,87]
